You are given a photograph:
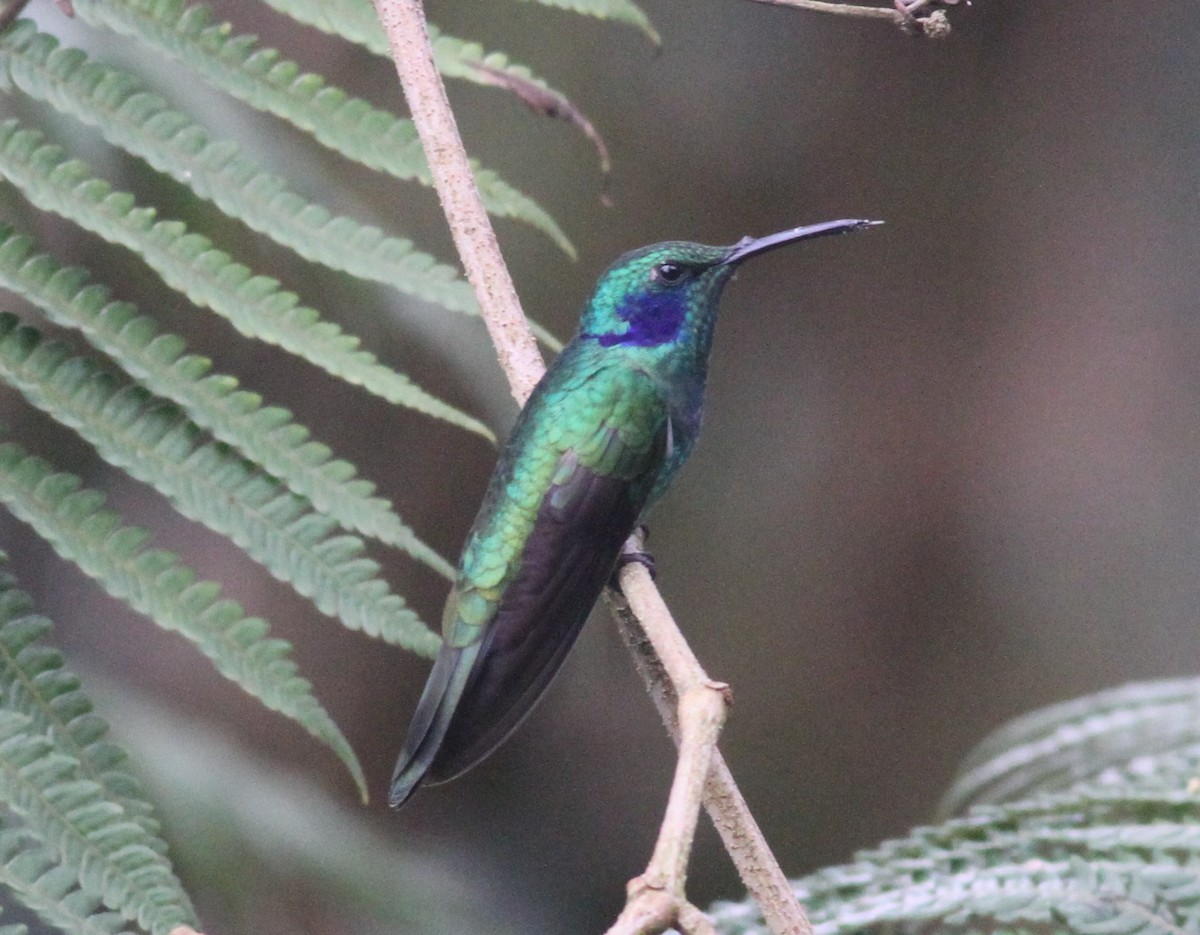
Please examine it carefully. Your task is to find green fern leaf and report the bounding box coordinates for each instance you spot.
[0,118,493,441]
[0,571,181,932]
[62,0,575,258]
[0,23,480,313]
[710,679,1200,934]
[512,0,660,44]
[0,317,440,658]
[789,858,1197,934]
[0,572,167,851]
[0,826,133,935]
[112,694,515,934]
[248,0,412,56]
[0,442,379,798]
[942,678,1200,817]
[0,227,455,579]
[0,709,193,935]
[256,0,582,87]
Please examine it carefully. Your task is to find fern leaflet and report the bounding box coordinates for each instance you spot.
[0,826,134,935]
[0,23,480,313]
[63,0,575,258]
[0,708,193,935]
[0,443,377,798]
[256,0,584,89]
[942,678,1200,816]
[0,572,166,849]
[0,226,455,579]
[0,316,441,657]
[710,678,1200,934]
[0,117,493,441]
[513,0,660,44]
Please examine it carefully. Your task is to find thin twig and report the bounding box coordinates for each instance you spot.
[745,0,897,19]
[370,2,808,933]
[602,565,732,935]
[608,561,813,935]
[744,0,961,36]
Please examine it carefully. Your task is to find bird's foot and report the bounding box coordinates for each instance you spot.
[614,526,655,582]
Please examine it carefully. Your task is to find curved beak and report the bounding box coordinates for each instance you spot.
[720,218,882,266]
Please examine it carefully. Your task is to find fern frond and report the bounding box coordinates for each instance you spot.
[0,709,193,935]
[0,23,480,312]
[0,826,132,935]
[790,858,1200,935]
[423,24,585,132]
[710,679,1200,934]
[0,442,379,798]
[942,678,1200,816]
[244,0,389,53]
[111,694,518,935]
[63,0,575,258]
[0,227,455,579]
[0,118,493,441]
[256,0,575,91]
[791,782,1200,916]
[0,317,441,659]
[0,570,166,850]
[512,0,661,44]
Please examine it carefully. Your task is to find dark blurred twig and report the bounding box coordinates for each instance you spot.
[467,62,613,207]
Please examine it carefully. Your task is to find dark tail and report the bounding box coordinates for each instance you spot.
[389,643,478,808]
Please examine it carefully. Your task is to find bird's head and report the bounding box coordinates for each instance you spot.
[578,219,880,350]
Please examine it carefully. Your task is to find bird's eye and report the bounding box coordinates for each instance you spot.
[652,262,687,285]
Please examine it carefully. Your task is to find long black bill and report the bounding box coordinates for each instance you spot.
[720,218,882,266]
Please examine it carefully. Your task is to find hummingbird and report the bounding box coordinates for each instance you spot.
[390,218,880,807]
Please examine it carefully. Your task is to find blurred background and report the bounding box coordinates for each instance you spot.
[4,0,1200,932]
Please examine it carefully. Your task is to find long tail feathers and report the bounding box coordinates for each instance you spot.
[389,643,479,808]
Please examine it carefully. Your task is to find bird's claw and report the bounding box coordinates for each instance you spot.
[614,526,656,582]
[616,547,656,581]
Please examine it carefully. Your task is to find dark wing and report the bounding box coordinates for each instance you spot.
[390,369,668,806]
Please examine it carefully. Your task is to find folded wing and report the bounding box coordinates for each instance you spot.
[390,365,667,806]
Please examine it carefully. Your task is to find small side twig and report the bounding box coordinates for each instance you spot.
[603,554,732,935]
[744,0,962,37]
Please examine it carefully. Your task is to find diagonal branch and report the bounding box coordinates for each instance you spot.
[369,2,810,934]
[607,559,811,935]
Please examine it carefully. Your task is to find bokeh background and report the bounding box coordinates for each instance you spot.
[4,1,1200,932]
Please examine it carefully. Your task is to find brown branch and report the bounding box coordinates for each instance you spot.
[747,0,897,19]
[744,0,961,36]
[370,2,809,933]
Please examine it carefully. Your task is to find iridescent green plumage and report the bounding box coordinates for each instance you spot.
[391,220,879,807]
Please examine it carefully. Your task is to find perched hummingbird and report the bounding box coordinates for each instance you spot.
[390,218,879,807]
